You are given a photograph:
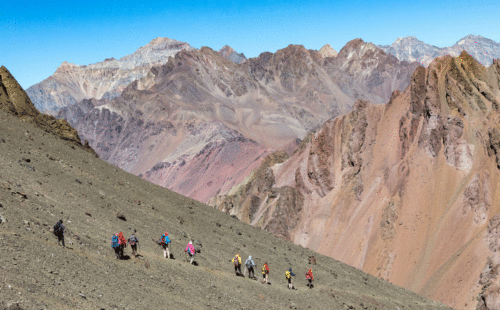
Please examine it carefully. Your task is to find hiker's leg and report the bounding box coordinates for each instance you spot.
[190,256,194,264]
[166,245,170,259]
[162,245,167,258]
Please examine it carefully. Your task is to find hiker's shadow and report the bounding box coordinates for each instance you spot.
[192,261,199,266]
[169,254,175,259]
[121,255,132,260]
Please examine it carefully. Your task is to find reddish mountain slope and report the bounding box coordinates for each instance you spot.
[211,52,500,309]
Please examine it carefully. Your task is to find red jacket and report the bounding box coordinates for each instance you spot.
[306,269,314,280]
[118,232,126,246]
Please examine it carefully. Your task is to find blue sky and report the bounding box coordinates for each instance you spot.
[2,0,499,89]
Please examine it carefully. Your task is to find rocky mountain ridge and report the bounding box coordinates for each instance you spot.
[210,52,500,309]
[0,67,451,310]
[26,37,193,112]
[379,34,500,67]
[57,39,417,204]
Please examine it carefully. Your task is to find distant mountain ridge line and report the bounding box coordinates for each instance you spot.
[378,34,500,67]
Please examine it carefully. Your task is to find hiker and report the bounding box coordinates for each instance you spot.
[118,232,127,258]
[285,268,296,289]
[128,230,139,257]
[261,262,270,284]
[231,253,242,276]
[111,233,121,259]
[306,268,314,288]
[53,220,65,247]
[185,241,196,264]
[244,255,256,279]
[159,231,171,258]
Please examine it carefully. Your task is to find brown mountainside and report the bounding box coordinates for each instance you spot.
[0,67,450,309]
[211,52,500,309]
[57,39,417,203]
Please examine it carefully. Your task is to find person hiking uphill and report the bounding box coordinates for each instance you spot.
[261,262,270,284]
[118,232,127,258]
[159,231,171,259]
[128,230,139,257]
[185,241,196,264]
[285,268,296,289]
[231,253,242,276]
[111,233,121,259]
[306,268,314,288]
[245,255,256,279]
[53,220,65,247]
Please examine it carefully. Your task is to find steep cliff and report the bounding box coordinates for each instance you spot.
[211,52,500,309]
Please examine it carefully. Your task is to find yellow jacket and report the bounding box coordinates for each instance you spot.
[232,255,242,265]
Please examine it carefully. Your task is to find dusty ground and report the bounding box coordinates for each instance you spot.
[0,108,452,309]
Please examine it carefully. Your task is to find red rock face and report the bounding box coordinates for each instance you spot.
[57,39,415,204]
[213,53,500,309]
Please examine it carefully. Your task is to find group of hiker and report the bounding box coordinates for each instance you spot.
[53,221,314,288]
[230,253,314,289]
[107,229,196,263]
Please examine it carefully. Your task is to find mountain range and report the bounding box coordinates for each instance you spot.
[17,34,500,309]
[55,39,417,203]
[0,65,451,309]
[379,34,500,67]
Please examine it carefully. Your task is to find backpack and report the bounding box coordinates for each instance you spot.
[53,222,62,235]
[129,235,137,245]
[160,235,170,245]
[285,271,291,280]
[234,256,240,266]
[246,260,253,269]
[111,235,120,248]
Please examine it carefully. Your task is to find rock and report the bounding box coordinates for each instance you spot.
[116,213,126,221]
[308,256,317,265]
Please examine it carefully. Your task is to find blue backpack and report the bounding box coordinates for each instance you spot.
[111,235,120,248]
[160,234,170,245]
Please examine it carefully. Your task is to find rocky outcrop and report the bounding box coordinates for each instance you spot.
[379,35,500,67]
[211,52,500,309]
[0,66,95,154]
[58,39,416,203]
[26,38,193,112]
[476,214,500,310]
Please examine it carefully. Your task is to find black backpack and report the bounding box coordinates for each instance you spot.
[53,222,62,235]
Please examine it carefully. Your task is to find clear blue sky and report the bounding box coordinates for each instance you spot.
[1,0,499,89]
